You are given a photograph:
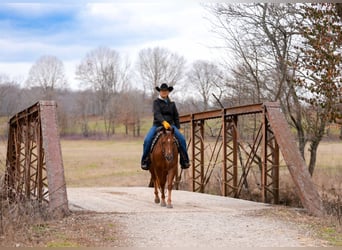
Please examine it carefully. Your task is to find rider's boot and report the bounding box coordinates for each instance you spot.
[141,157,150,170]
[179,152,190,169]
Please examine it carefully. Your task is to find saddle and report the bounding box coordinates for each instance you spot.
[150,127,180,153]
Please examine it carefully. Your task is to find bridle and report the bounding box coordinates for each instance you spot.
[160,130,177,163]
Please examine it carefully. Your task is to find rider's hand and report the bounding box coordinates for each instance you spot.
[162,121,171,130]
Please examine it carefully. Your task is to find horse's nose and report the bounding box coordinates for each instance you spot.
[165,154,173,162]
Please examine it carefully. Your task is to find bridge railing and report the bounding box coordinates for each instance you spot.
[4,101,68,217]
[179,102,323,216]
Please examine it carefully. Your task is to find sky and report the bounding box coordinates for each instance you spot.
[0,1,224,90]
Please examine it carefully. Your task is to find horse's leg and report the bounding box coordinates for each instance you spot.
[150,168,160,204]
[154,182,160,204]
[166,169,176,208]
[160,174,167,207]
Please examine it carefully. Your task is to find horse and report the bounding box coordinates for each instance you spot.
[149,127,179,208]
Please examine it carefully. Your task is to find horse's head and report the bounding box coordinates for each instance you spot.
[160,127,176,163]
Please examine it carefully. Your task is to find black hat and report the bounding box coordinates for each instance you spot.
[156,83,174,92]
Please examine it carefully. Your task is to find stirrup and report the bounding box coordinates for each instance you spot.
[141,158,150,170]
[181,162,190,169]
[141,164,150,170]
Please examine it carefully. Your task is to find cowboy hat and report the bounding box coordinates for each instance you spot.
[155,83,174,92]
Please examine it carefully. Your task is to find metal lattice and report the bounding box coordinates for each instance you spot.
[4,101,68,217]
[180,102,323,216]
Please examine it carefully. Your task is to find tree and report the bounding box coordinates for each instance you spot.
[208,4,300,101]
[207,3,309,146]
[0,74,21,117]
[293,3,342,175]
[336,3,342,18]
[207,3,341,176]
[117,90,145,137]
[187,60,224,111]
[76,46,131,137]
[137,47,186,99]
[26,55,68,99]
[73,89,98,137]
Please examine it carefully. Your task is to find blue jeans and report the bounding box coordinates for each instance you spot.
[141,125,189,165]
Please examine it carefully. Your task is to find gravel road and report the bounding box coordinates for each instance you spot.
[67,187,327,247]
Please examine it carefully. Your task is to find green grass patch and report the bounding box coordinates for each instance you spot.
[31,224,49,234]
[319,226,342,246]
[83,163,99,170]
[46,241,80,247]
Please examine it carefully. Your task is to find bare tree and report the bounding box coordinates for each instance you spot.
[117,90,145,136]
[26,55,68,100]
[187,60,224,111]
[207,3,342,176]
[137,47,186,99]
[72,89,98,137]
[207,4,306,144]
[209,3,307,122]
[208,3,301,100]
[336,3,342,18]
[0,74,21,117]
[76,46,131,137]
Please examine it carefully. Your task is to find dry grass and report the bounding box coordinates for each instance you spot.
[314,141,342,167]
[311,142,342,188]
[0,138,341,246]
[60,139,150,187]
[0,139,340,194]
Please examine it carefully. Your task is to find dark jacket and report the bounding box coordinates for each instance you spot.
[153,98,180,129]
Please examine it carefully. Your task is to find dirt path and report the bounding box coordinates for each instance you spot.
[67,187,327,247]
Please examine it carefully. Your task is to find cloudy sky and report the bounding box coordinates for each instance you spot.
[0,1,224,90]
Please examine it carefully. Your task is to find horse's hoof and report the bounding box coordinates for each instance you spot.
[161,201,166,207]
[167,204,173,209]
[154,198,160,204]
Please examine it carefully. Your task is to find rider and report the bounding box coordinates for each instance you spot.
[141,83,190,171]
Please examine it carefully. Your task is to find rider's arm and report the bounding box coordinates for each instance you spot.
[153,99,165,125]
[173,102,180,129]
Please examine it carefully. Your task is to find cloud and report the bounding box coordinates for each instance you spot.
[0,1,222,89]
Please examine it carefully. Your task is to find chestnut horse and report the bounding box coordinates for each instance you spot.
[149,127,178,208]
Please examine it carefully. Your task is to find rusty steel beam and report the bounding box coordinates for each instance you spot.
[5,101,69,217]
[261,110,279,204]
[191,118,205,193]
[264,103,324,216]
[39,101,69,216]
[222,115,238,197]
[180,103,264,124]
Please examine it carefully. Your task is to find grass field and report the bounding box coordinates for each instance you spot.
[0,138,340,189]
[0,113,341,246]
[60,139,151,187]
[59,139,340,231]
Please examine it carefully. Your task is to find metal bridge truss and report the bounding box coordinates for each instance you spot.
[6,102,47,202]
[181,104,279,204]
[180,102,323,215]
[4,101,68,217]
